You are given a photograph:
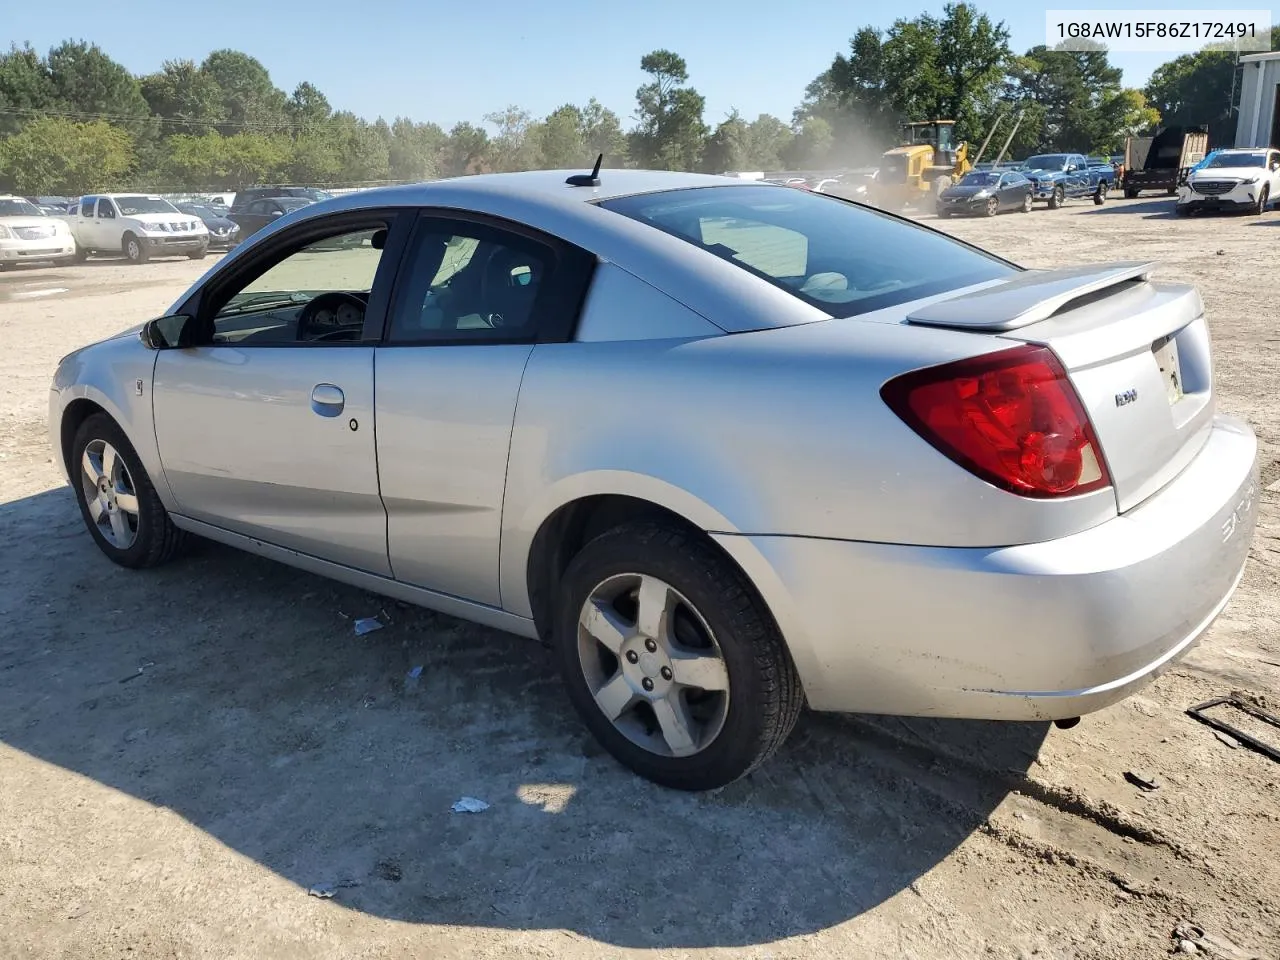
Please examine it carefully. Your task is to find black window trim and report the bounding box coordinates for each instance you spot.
[177,206,416,349]
[378,207,597,348]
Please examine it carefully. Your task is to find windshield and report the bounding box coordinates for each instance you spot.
[0,198,43,217]
[1025,155,1070,170]
[1206,153,1267,169]
[959,172,1000,186]
[115,196,179,216]
[599,185,1014,318]
[179,204,215,219]
[278,198,313,211]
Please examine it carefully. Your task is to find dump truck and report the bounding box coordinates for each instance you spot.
[872,120,971,210]
[1122,127,1209,198]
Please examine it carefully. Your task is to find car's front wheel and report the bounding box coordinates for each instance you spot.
[1047,185,1065,209]
[984,197,999,217]
[123,234,148,264]
[1021,192,1033,213]
[71,413,186,568]
[555,521,803,790]
[1256,185,1270,216]
[1093,182,1107,205]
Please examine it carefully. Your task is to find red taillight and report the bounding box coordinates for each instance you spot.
[880,344,1111,498]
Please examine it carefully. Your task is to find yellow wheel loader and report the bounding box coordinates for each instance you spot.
[872,121,972,211]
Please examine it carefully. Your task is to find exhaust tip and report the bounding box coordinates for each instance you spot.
[1053,717,1081,730]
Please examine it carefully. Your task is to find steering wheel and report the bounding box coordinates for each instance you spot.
[296,291,367,342]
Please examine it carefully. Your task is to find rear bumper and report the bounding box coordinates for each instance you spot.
[714,414,1259,720]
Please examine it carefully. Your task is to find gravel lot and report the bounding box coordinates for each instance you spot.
[2,198,1279,960]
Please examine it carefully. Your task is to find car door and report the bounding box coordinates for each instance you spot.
[375,212,595,606]
[94,197,118,247]
[151,208,411,575]
[995,174,1015,209]
[1268,150,1280,194]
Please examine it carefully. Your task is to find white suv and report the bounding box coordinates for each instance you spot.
[64,194,209,263]
[1178,148,1280,216]
[0,195,77,269]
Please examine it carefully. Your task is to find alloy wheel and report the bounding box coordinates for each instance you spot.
[577,573,730,758]
[79,439,140,549]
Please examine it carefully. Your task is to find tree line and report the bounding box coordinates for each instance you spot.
[0,6,1257,196]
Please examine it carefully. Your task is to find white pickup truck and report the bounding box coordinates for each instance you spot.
[63,194,209,263]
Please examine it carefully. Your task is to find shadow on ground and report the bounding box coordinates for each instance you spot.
[0,484,1046,949]
[1085,197,1181,219]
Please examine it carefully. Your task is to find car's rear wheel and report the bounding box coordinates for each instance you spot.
[71,413,186,568]
[984,197,999,217]
[555,521,803,791]
[123,234,147,264]
[1021,192,1033,213]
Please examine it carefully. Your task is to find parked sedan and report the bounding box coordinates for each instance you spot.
[176,202,241,249]
[49,170,1259,790]
[936,170,1033,217]
[228,196,314,240]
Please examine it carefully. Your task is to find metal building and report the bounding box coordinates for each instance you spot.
[1236,52,1280,148]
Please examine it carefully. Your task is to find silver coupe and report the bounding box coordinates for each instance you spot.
[49,169,1260,790]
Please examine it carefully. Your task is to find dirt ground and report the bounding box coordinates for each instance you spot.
[2,197,1279,960]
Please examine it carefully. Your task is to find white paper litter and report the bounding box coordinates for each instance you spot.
[451,796,490,814]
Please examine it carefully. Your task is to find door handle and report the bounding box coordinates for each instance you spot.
[310,383,345,417]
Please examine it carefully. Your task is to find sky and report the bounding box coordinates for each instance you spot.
[3,0,1232,132]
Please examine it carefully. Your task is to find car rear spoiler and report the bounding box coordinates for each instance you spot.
[905,261,1157,332]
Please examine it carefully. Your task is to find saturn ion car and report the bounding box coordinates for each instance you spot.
[49,169,1259,790]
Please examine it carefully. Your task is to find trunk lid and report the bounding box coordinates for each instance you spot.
[906,261,1214,512]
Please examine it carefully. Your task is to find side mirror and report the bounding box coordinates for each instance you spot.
[270,209,284,218]
[140,314,206,349]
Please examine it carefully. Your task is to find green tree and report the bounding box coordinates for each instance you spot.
[200,49,287,134]
[1006,43,1123,152]
[0,44,58,136]
[1094,88,1161,153]
[484,105,541,172]
[0,116,132,193]
[286,81,331,129]
[629,50,708,170]
[1144,47,1240,146]
[388,117,447,181]
[703,109,752,172]
[139,59,225,134]
[535,104,587,168]
[747,114,793,169]
[579,97,627,166]
[782,116,834,168]
[46,40,150,127]
[441,121,490,176]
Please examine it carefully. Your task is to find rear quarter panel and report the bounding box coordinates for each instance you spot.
[498,315,1119,620]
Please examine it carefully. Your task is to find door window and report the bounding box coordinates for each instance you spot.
[207,222,392,346]
[80,198,94,217]
[96,199,116,219]
[387,219,557,342]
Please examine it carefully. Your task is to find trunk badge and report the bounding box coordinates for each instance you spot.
[1115,389,1138,407]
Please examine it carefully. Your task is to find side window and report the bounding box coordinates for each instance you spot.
[248,200,268,214]
[207,222,391,346]
[96,199,116,219]
[80,198,94,217]
[387,218,557,342]
[698,215,808,280]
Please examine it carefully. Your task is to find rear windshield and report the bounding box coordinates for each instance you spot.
[598,185,1014,318]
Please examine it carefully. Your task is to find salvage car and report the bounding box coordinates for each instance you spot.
[176,202,241,250]
[935,170,1033,217]
[0,194,77,268]
[64,194,209,263]
[49,170,1260,790]
[1177,148,1280,216]
[1021,153,1114,208]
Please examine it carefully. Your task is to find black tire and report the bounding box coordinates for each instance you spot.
[984,197,999,217]
[1174,204,1191,217]
[1047,185,1065,209]
[1256,185,1270,216]
[1093,182,1107,205]
[936,208,951,219]
[555,521,804,791]
[122,233,148,264]
[1124,187,1138,199]
[73,246,88,263]
[70,413,186,568]
[1021,192,1033,213]
[188,247,208,260]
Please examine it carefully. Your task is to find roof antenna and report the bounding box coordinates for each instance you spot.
[566,153,603,187]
